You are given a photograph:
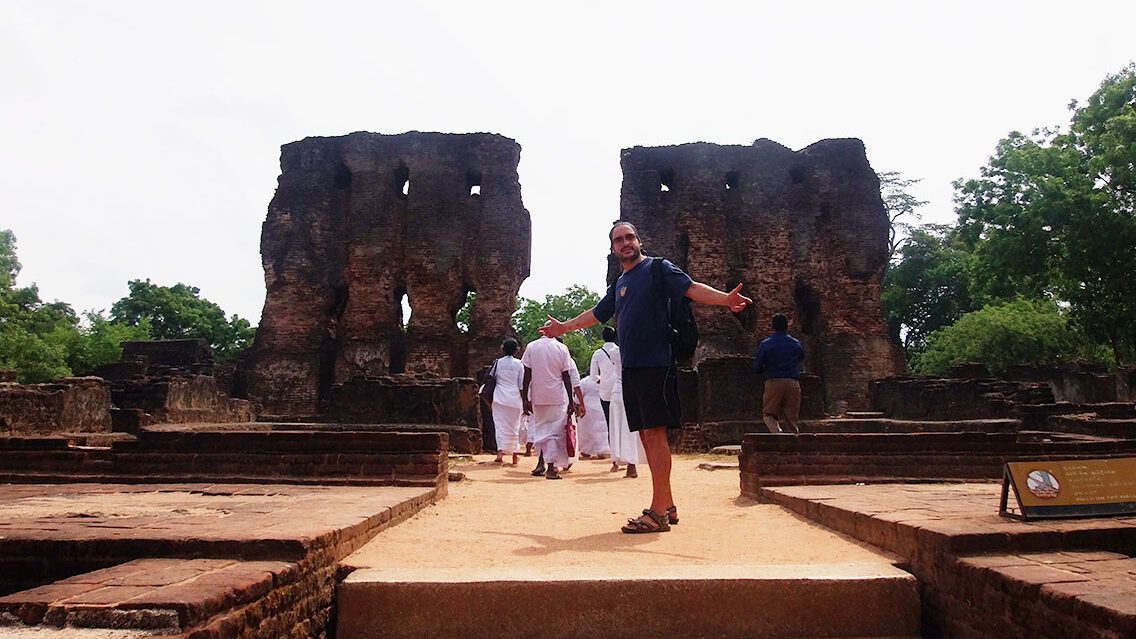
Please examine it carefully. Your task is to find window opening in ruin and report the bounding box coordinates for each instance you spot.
[394,286,411,332]
[395,164,410,198]
[659,168,675,193]
[467,170,482,197]
[455,288,476,334]
[725,171,740,191]
[334,163,352,189]
[794,281,821,336]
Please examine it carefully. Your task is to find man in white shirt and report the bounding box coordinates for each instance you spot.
[589,326,620,426]
[521,334,580,480]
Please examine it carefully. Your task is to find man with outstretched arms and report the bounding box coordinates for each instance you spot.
[540,221,752,533]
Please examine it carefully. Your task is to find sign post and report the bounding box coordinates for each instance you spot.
[1001,457,1136,520]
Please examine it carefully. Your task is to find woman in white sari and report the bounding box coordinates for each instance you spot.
[489,338,526,465]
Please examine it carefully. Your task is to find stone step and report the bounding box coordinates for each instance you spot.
[336,563,920,639]
[0,558,297,632]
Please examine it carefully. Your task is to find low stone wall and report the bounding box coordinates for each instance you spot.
[739,431,1136,491]
[108,374,254,425]
[320,375,481,451]
[0,377,112,436]
[670,357,825,452]
[870,376,1054,420]
[1002,362,1120,404]
[0,430,450,488]
[121,338,214,375]
[696,356,825,423]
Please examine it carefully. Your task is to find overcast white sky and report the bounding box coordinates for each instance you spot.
[2,1,1133,324]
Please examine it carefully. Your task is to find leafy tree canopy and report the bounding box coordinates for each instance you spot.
[911,298,1106,376]
[514,284,606,372]
[109,279,255,362]
[0,230,82,382]
[882,224,976,355]
[879,171,929,262]
[953,63,1136,363]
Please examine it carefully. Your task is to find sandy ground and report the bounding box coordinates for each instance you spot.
[344,454,899,581]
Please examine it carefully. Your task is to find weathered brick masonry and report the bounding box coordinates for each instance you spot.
[616,139,904,411]
[244,132,531,418]
[0,377,111,436]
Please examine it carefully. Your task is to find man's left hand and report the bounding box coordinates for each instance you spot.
[726,284,753,312]
[538,315,566,338]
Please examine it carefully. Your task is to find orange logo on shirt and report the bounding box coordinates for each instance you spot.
[619,286,627,297]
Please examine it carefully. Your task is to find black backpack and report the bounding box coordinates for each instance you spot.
[652,257,698,363]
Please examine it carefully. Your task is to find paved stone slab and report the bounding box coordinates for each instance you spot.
[0,558,297,630]
[340,456,917,639]
[0,483,435,561]
[762,482,1136,555]
[961,551,1136,635]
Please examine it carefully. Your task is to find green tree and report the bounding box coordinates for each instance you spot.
[954,63,1136,363]
[0,230,84,382]
[882,224,976,356]
[66,312,152,376]
[911,299,1104,375]
[109,279,255,362]
[879,171,929,261]
[514,284,605,371]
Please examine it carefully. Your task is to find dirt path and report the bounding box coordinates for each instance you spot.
[344,454,898,580]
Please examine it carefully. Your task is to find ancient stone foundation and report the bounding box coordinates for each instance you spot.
[616,139,904,410]
[0,377,111,437]
[245,132,531,417]
[95,339,254,427]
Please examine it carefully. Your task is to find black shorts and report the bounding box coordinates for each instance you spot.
[621,366,681,432]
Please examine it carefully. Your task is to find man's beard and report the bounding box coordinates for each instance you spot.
[618,246,642,265]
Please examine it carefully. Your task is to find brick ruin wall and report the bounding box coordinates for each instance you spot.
[0,377,112,436]
[616,139,905,411]
[244,132,530,417]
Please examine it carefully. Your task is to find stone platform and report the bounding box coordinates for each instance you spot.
[337,457,920,639]
[0,482,438,637]
[761,482,1136,639]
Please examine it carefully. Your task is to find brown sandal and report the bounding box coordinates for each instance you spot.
[666,505,678,525]
[621,509,670,534]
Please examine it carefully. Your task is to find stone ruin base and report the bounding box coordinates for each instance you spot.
[0,377,111,437]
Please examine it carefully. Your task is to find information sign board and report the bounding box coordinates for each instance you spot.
[1000,457,1136,520]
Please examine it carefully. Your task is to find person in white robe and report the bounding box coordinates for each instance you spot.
[606,345,642,478]
[489,339,527,465]
[589,327,620,426]
[577,374,610,458]
[520,334,578,479]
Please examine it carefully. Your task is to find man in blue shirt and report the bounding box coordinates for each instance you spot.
[752,313,805,433]
[541,221,752,533]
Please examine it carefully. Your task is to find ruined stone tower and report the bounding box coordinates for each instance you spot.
[615,138,904,410]
[246,132,531,417]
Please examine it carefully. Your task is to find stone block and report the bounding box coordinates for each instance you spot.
[0,377,112,436]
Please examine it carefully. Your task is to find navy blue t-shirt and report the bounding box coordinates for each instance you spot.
[593,257,693,368]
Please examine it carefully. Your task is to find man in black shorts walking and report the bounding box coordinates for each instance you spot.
[540,221,751,533]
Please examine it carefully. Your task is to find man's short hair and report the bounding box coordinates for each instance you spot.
[502,338,519,355]
[602,326,617,343]
[772,313,789,331]
[609,221,639,243]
